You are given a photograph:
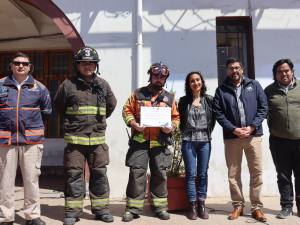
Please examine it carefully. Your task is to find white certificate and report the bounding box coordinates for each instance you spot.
[140,107,171,127]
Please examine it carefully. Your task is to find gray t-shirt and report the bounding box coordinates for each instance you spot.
[182,104,209,142]
[230,79,246,128]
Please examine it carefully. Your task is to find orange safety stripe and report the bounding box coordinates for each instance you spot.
[25,129,44,136]
[17,86,20,144]
[0,131,11,146]
[0,108,13,110]
[22,108,40,110]
[25,140,43,145]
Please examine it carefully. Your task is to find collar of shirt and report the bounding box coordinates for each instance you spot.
[277,77,294,93]
[12,75,29,89]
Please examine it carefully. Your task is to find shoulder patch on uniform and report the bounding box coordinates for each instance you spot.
[0,86,8,93]
[34,80,45,90]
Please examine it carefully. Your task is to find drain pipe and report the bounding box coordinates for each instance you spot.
[136,0,143,89]
[248,0,252,18]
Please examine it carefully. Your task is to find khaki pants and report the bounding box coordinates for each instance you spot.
[0,144,43,222]
[224,136,263,212]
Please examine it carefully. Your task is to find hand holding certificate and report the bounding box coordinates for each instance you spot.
[140,107,171,127]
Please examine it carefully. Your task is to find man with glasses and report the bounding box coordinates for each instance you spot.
[54,46,117,225]
[264,59,300,219]
[0,52,51,225]
[122,62,180,222]
[213,57,268,222]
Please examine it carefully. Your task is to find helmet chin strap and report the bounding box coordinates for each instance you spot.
[96,64,100,75]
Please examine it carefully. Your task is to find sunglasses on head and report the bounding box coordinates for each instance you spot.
[151,65,168,76]
[12,61,30,67]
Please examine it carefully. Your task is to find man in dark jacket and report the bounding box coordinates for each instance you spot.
[213,57,268,222]
[54,46,117,225]
[264,59,300,219]
[0,52,51,225]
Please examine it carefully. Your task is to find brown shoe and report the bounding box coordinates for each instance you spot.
[252,209,267,222]
[228,207,243,220]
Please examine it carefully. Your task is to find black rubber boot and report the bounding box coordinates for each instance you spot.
[96,213,114,222]
[63,217,79,225]
[157,211,170,220]
[122,212,139,222]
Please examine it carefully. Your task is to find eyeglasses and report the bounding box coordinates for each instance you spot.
[276,70,291,74]
[227,66,241,71]
[151,66,169,76]
[13,61,30,67]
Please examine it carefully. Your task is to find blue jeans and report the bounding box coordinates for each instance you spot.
[181,140,211,201]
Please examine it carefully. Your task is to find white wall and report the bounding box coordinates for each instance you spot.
[50,0,300,198]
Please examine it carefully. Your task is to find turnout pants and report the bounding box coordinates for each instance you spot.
[269,135,300,210]
[0,144,43,222]
[125,140,172,214]
[63,143,110,218]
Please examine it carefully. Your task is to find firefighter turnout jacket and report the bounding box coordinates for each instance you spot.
[0,74,51,146]
[122,85,180,148]
[54,73,117,145]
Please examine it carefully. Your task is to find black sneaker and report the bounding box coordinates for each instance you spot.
[96,213,114,223]
[26,218,46,225]
[157,211,170,220]
[276,208,293,219]
[122,212,139,222]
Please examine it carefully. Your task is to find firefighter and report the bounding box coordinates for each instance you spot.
[54,46,117,225]
[122,62,180,222]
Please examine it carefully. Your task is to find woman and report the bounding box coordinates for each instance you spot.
[178,71,215,220]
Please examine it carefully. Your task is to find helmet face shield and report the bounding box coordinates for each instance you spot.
[151,65,169,76]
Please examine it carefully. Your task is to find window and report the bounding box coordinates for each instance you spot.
[0,50,75,138]
[216,17,255,85]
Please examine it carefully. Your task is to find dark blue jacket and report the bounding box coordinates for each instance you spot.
[0,74,52,146]
[213,76,267,140]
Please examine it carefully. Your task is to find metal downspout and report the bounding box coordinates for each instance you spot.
[136,0,143,89]
[248,0,252,18]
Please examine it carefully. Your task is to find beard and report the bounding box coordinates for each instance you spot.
[151,81,164,90]
[230,72,242,81]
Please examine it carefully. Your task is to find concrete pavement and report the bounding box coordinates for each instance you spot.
[11,178,300,225]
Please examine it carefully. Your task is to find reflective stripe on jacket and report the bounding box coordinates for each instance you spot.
[0,74,51,146]
[122,85,180,148]
[54,73,117,145]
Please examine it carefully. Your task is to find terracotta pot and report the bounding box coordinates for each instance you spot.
[147,173,195,211]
